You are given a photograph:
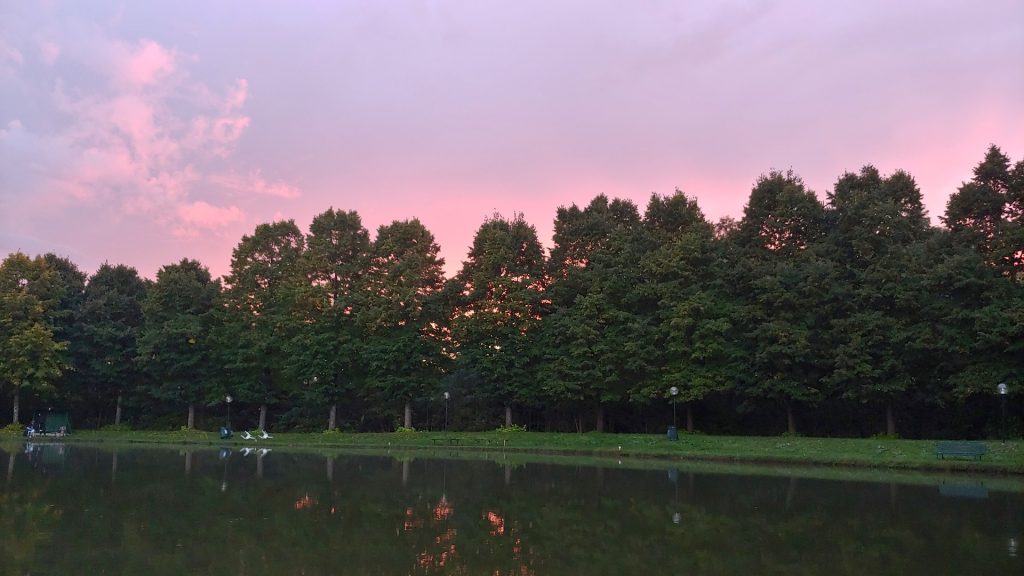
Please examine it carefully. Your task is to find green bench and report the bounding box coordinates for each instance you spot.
[935,441,987,460]
[431,437,460,446]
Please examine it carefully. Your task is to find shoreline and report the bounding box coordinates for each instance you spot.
[12,429,1020,477]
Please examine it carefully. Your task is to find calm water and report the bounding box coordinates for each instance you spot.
[0,444,1021,575]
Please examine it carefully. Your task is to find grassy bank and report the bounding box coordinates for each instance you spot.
[31,429,1024,475]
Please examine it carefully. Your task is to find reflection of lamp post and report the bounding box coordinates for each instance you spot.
[998,382,1008,444]
[443,392,450,433]
[668,386,679,441]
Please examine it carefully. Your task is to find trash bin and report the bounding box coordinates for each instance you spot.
[667,426,678,441]
[220,426,233,439]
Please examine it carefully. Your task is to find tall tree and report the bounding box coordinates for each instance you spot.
[221,221,306,431]
[448,214,547,427]
[361,219,447,429]
[75,264,147,425]
[287,209,371,430]
[138,259,221,429]
[640,191,739,433]
[732,172,828,434]
[541,196,645,431]
[0,253,66,424]
[824,166,930,435]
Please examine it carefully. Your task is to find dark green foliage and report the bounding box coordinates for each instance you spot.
[3,145,1023,438]
[138,259,222,428]
[449,214,547,425]
[362,219,447,428]
[73,263,147,425]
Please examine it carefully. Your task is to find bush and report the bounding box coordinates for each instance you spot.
[495,424,527,433]
[395,426,416,433]
[100,423,131,432]
[1,423,24,435]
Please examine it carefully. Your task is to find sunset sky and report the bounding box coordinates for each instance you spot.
[2,1,1022,279]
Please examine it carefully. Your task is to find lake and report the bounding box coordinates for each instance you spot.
[1,443,1021,575]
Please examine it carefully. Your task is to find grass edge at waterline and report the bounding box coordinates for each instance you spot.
[11,429,1021,475]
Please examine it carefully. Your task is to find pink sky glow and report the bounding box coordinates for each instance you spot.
[1,1,1022,279]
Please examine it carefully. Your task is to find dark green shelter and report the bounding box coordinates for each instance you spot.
[33,410,71,435]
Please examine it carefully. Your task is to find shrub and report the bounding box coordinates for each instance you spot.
[100,423,131,432]
[1,423,24,435]
[395,426,416,433]
[495,424,527,433]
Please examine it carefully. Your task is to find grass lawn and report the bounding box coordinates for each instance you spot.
[34,428,1024,475]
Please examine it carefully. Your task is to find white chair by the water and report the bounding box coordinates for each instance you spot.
[258,429,273,440]
[241,430,256,440]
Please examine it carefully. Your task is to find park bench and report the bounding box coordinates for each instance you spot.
[935,441,987,460]
[431,437,460,446]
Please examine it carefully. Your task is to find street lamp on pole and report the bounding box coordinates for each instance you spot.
[444,391,450,433]
[998,382,1008,444]
[226,395,233,430]
[668,386,679,441]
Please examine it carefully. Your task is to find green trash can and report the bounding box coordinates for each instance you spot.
[667,426,678,441]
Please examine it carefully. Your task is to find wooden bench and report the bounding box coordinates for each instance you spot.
[935,441,987,460]
[431,437,460,446]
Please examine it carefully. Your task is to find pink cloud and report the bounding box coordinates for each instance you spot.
[210,169,301,199]
[176,200,244,231]
[37,40,60,65]
[113,39,176,89]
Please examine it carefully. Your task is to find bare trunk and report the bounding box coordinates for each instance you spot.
[328,403,337,431]
[403,401,412,429]
[6,451,14,483]
[504,404,512,427]
[114,394,123,426]
[187,403,195,429]
[258,404,267,430]
[595,405,605,432]
[184,451,192,475]
[686,404,694,433]
[886,403,896,436]
[402,459,410,487]
[786,403,796,435]
[12,390,19,425]
[326,456,334,482]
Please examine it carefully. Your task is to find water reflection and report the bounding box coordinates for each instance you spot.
[0,443,1021,575]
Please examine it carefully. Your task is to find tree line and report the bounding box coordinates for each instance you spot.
[2,146,1022,437]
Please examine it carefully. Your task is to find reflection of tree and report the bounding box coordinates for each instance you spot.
[1,447,1021,575]
[0,487,61,575]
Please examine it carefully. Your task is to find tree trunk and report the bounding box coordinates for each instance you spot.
[328,403,337,431]
[786,403,796,435]
[886,403,896,436]
[595,405,605,432]
[12,390,19,425]
[259,404,267,431]
[403,401,412,429]
[686,404,694,433]
[187,403,195,429]
[504,404,512,427]
[184,451,192,475]
[114,394,123,426]
[6,452,14,484]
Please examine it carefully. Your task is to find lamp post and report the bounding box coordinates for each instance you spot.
[443,391,450,433]
[668,386,679,441]
[226,395,233,430]
[998,382,1008,444]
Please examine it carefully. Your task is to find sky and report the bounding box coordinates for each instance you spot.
[1,1,1022,279]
